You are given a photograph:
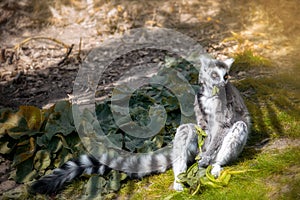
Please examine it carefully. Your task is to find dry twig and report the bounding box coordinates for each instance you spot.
[58,44,74,66]
[13,36,73,65]
[77,37,82,62]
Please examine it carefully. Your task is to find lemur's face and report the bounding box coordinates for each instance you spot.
[199,56,234,87]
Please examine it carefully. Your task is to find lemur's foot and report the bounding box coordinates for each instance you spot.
[173,181,184,191]
[211,164,223,177]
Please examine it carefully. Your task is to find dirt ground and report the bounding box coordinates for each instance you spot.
[1,0,299,109]
[0,0,299,197]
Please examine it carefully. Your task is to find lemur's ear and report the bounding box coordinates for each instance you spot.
[199,55,212,70]
[224,58,234,69]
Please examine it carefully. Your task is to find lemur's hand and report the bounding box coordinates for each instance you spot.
[198,155,211,168]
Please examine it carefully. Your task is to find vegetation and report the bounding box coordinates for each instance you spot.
[1,51,299,199]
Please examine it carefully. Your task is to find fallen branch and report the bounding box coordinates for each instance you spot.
[58,44,74,66]
[14,36,71,60]
[77,37,82,62]
[14,36,70,50]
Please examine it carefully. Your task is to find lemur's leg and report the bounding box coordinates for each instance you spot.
[211,121,248,177]
[172,124,198,191]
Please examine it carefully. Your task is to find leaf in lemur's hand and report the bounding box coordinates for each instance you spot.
[195,125,206,160]
[178,162,249,195]
[177,128,237,195]
[212,85,219,96]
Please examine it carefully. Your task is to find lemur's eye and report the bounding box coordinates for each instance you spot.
[211,72,219,79]
[224,73,229,81]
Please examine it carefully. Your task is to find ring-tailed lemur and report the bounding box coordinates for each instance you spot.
[31,55,250,194]
[172,56,250,190]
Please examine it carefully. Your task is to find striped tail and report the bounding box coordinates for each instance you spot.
[30,148,172,194]
[30,155,108,194]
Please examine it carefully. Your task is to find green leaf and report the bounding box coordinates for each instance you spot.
[0,106,45,139]
[106,133,123,149]
[56,134,72,152]
[15,157,37,183]
[34,150,51,171]
[0,141,11,154]
[19,106,44,130]
[0,110,29,139]
[53,148,73,168]
[82,175,107,199]
[46,135,63,153]
[12,137,35,166]
[0,134,15,154]
[36,134,49,147]
[64,132,84,154]
[107,170,122,191]
[212,85,220,96]
[44,101,75,140]
[125,136,145,152]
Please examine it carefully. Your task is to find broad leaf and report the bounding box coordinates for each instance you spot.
[12,137,36,166]
[34,150,51,171]
[44,101,75,140]
[19,106,44,130]
[15,157,37,183]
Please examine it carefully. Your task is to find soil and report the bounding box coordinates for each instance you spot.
[0,0,299,196]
